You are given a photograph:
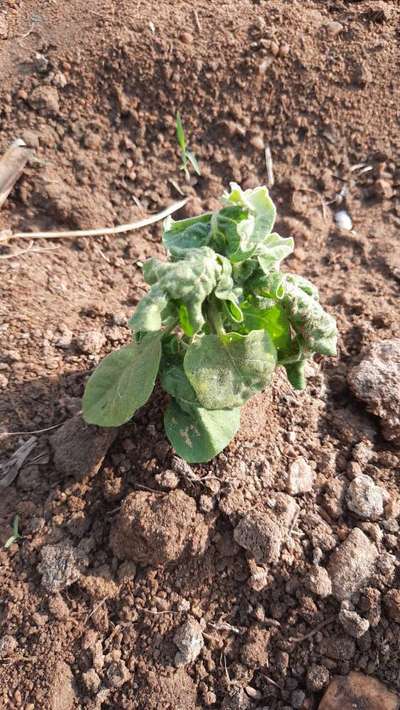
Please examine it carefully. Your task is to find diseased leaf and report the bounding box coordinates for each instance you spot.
[257,233,294,273]
[82,333,162,426]
[129,247,221,334]
[163,217,211,253]
[160,362,200,414]
[222,183,276,257]
[241,301,291,351]
[164,398,241,463]
[184,330,277,409]
[214,255,243,319]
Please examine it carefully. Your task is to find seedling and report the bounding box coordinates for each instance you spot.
[176,111,201,181]
[4,514,21,549]
[82,184,337,463]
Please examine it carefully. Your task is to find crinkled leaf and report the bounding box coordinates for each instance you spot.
[130,247,220,334]
[164,218,211,253]
[222,183,276,257]
[164,398,241,463]
[266,273,337,356]
[257,233,294,273]
[214,255,243,320]
[82,333,162,427]
[184,330,277,409]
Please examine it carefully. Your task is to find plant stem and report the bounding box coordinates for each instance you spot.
[207,298,225,337]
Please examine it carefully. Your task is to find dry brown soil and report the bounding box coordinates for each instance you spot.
[0,1,400,708]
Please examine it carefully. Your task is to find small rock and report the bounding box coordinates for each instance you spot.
[287,457,315,495]
[360,587,381,627]
[82,669,101,694]
[241,626,271,668]
[173,617,204,666]
[76,330,105,354]
[29,85,60,114]
[39,543,88,592]
[383,589,400,623]
[324,20,343,36]
[222,687,252,709]
[106,660,131,688]
[50,414,117,481]
[234,493,298,564]
[339,604,370,638]
[307,566,332,598]
[320,634,356,661]
[319,671,399,710]
[291,690,306,709]
[374,178,393,201]
[55,329,73,349]
[327,528,378,601]
[155,469,179,490]
[180,31,194,44]
[199,494,214,513]
[307,664,330,692]
[346,474,385,519]
[0,635,17,658]
[323,478,346,519]
[48,594,70,621]
[110,490,209,565]
[117,560,137,582]
[335,209,352,230]
[348,339,400,444]
[49,661,77,710]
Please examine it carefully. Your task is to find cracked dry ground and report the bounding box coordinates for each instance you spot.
[1,1,400,709]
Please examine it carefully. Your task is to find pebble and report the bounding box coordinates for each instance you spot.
[335,209,352,230]
[0,635,17,658]
[173,617,204,666]
[76,330,106,354]
[29,85,60,114]
[291,690,306,709]
[0,15,8,38]
[82,668,101,693]
[234,493,298,564]
[307,565,332,598]
[307,664,330,692]
[38,542,89,592]
[287,456,315,495]
[155,469,179,490]
[346,474,385,520]
[324,20,343,36]
[383,589,400,623]
[327,527,378,601]
[348,339,400,444]
[106,660,131,688]
[180,31,194,45]
[339,603,370,638]
[319,671,399,710]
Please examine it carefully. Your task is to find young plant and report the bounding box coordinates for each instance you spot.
[4,515,21,549]
[82,184,337,463]
[176,111,201,181]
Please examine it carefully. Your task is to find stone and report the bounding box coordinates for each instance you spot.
[234,493,298,564]
[117,560,137,582]
[106,660,131,688]
[49,661,77,710]
[307,664,330,692]
[307,566,332,598]
[76,330,106,354]
[327,528,378,601]
[29,85,60,114]
[39,543,88,592]
[338,604,370,638]
[82,669,101,693]
[346,474,385,520]
[320,635,356,661]
[155,469,179,490]
[222,687,252,709]
[383,589,400,623]
[50,414,117,481]
[323,20,343,36]
[287,457,315,495]
[0,635,17,658]
[348,339,400,444]
[0,15,8,38]
[323,478,346,519]
[318,671,400,710]
[173,617,204,666]
[110,490,209,565]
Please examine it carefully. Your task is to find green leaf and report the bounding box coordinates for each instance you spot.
[184,330,277,409]
[82,333,162,427]
[163,216,212,253]
[241,301,291,351]
[178,304,195,337]
[176,111,186,151]
[284,361,306,390]
[214,255,243,320]
[257,233,294,273]
[160,362,200,413]
[164,398,241,463]
[129,247,221,335]
[222,183,276,257]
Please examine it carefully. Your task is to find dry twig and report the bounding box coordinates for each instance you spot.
[0,139,31,209]
[264,144,274,188]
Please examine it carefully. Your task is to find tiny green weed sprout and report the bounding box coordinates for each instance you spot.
[82,184,337,463]
[4,514,21,549]
[176,111,201,181]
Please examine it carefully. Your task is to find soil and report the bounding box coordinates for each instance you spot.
[1,1,400,709]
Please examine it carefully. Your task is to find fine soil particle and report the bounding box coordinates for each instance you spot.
[1,0,400,708]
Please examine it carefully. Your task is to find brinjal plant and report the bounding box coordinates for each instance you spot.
[82,184,337,462]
